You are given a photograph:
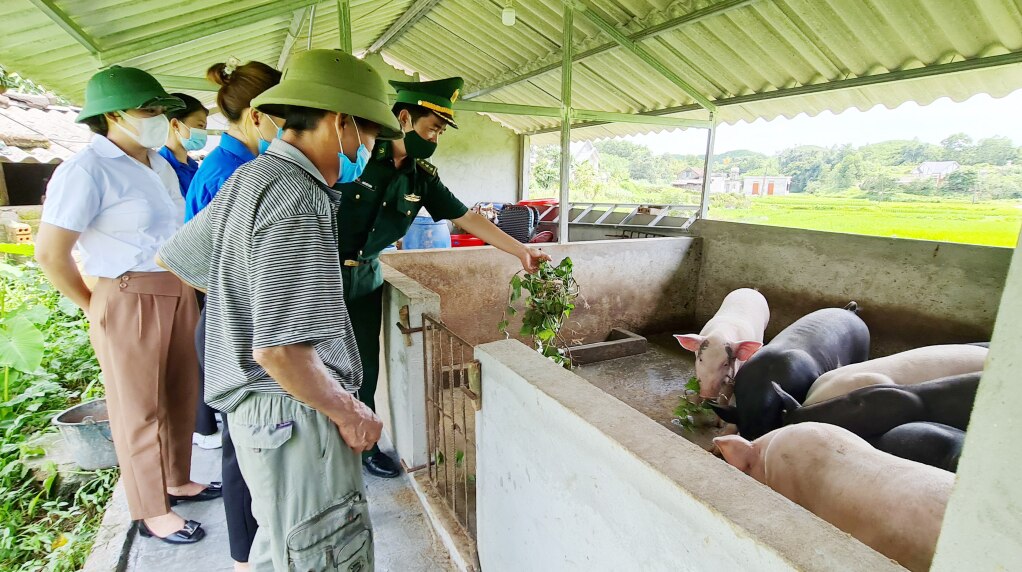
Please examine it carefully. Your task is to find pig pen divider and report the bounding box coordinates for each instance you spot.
[423,313,480,540]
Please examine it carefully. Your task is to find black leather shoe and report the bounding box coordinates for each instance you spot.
[168,482,222,505]
[137,519,206,545]
[363,451,401,478]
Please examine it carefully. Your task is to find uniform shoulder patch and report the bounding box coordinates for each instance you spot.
[415,158,438,178]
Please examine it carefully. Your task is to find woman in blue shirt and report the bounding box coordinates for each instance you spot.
[158,93,208,197]
[185,61,283,221]
[187,59,281,572]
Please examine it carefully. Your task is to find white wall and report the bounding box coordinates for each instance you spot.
[381,264,441,469]
[365,54,521,208]
[931,230,1022,570]
[474,340,904,572]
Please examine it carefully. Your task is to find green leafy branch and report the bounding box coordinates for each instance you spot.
[673,376,714,432]
[498,258,580,368]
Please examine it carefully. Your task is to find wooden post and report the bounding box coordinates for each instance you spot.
[0,163,10,207]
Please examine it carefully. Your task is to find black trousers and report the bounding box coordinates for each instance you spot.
[193,292,218,436]
[195,307,258,562]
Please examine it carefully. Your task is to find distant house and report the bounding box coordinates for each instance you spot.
[912,161,960,181]
[570,140,600,173]
[742,175,791,196]
[672,166,741,194]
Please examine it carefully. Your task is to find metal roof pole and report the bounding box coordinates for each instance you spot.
[367,0,444,54]
[278,7,311,69]
[698,112,717,220]
[26,0,101,57]
[464,0,759,100]
[101,0,322,63]
[337,0,352,54]
[558,3,573,245]
[570,0,716,112]
[307,5,317,50]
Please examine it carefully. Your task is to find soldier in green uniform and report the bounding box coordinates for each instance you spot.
[336,77,551,478]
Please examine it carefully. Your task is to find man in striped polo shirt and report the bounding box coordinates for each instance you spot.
[158,50,403,571]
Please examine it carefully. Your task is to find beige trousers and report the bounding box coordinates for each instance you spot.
[89,271,199,519]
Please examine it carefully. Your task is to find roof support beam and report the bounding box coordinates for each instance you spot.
[569,0,716,111]
[525,50,1022,135]
[367,0,442,54]
[145,75,708,128]
[456,100,709,128]
[337,0,352,54]
[151,74,219,92]
[101,0,322,64]
[27,0,102,56]
[463,0,759,100]
[278,7,311,70]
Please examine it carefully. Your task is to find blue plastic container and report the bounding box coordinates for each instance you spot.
[401,216,452,250]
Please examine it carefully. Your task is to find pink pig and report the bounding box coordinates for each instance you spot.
[714,422,953,572]
[676,288,769,399]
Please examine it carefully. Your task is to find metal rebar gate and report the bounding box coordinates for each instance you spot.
[422,314,480,540]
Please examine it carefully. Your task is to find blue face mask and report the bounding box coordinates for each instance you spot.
[257,117,282,155]
[177,125,208,151]
[338,118,370,183]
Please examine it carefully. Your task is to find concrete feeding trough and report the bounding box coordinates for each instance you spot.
[566,328,648,365]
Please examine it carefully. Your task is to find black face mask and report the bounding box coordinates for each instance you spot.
[403,124,438,159]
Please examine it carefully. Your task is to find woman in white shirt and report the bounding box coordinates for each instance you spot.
[36,66,218,545]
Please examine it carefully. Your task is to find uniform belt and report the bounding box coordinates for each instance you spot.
[342,257,379,267]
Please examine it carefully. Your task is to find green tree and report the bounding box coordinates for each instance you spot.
[827,152,867,190]
[941,133,974,162]
[778,146,832,192]
[861,172,898,201]
[571,162,606,202]
[944,168,979,194]
[971,136,1017,166]
[530,146,560,191]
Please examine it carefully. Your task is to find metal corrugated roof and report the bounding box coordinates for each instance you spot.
[2,0,1020,142]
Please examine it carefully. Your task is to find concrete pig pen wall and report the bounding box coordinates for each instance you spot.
[474,340,904,572]
[380,237,702,347]
[689,220,1011,355]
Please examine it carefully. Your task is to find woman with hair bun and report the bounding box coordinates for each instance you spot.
[183,59,281,572]
[184,59,282,220]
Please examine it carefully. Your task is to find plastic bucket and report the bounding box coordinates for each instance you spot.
[52,399,119,470]
[402,215,452,250]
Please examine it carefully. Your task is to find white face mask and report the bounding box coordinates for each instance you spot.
[113,111,170,149]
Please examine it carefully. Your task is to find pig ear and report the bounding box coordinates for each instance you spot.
[713,435,755,472]
[732,340,763,361]
[772,382,801,419]
[674,334,705,353]
[709,402,740,425]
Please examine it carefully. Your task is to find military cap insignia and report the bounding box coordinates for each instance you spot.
[451,88,460,104]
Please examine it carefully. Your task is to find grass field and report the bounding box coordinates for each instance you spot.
[710,195,1022,247]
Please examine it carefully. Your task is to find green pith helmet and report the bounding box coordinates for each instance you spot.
[252,50,402,140]
[390,77,464,129]
[76,66,184,123]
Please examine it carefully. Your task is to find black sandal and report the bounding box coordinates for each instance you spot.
[168,481,222,505]
[137,519,205,545]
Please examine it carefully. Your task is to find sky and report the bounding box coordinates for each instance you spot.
[631,89,1022,157]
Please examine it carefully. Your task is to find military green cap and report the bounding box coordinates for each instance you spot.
[252,50,402,140]
[76,66,184,122]
[390,77,464,129]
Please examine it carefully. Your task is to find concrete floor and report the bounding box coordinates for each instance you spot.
[124,434,453,572]
[573,332,724,450]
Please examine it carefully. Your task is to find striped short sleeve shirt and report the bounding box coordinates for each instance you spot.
[158,139,362,413]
